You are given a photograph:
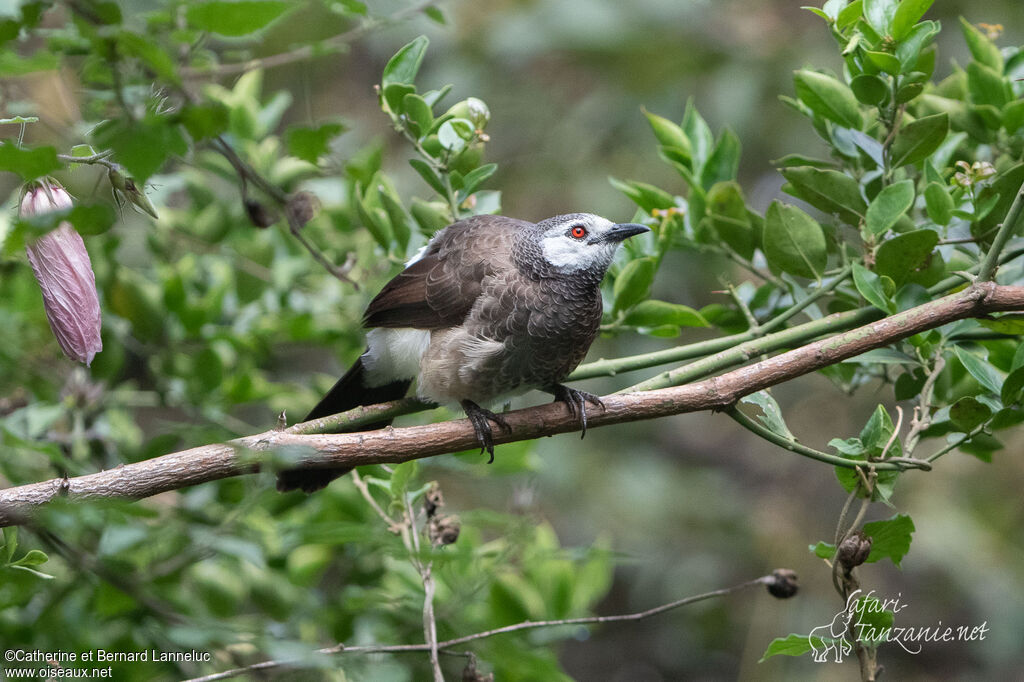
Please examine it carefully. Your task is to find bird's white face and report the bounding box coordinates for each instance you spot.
[538,213,647,274]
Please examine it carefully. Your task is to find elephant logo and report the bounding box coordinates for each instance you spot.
[808,590,860,663]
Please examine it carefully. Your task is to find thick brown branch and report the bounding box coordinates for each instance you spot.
[2,283,1022,527]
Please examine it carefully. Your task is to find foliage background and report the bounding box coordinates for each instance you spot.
[1,0,1023,680]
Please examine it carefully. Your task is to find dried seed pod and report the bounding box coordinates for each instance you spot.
[766,568,799,599]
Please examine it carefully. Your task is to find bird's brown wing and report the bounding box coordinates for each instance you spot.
[362,215,529,329]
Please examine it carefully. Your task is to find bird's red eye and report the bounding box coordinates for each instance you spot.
[569,225,587,239]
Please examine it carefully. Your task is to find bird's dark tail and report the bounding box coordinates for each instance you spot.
[276,356,411,493]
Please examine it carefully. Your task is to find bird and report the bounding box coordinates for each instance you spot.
[276,212,650,493]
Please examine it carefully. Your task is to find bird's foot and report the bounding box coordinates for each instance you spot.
[548,384,605,438]
[461,400,511,463]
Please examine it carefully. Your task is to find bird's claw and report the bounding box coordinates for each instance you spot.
[550,385,605,439]
[461,400,511,464]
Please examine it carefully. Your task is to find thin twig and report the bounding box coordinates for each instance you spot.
[351,470,402,533]
[179,574,774,682]
[977,179,1024,281]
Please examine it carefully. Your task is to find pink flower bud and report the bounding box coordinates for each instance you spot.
[21,181,103,366]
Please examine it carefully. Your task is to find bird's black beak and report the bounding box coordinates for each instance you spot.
[603,223,651,243]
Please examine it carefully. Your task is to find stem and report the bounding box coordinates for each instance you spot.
[977,179,1024,281]
[726,408,929,471]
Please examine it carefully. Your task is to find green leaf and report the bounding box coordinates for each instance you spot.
[850,73,889,106]
[891,0,935,40]
[949,396,992,432]
[460,163,497,196]
[780,166,866,225]
[613,257,657,312]
[3,527,17,564]
[966,62,1011,108]
[860,404,900,456]
[706,181,754,259]
[863,0,899,35]
[978,315,1024,335]
[118,31,180,85]
[959,17,1003,73]
[286,122,345,164]
[862,514,915,567]
[642,108,692,160]
[741,391,794,439]
[762,201,827,279]
[681,99,713,171]
[179,102,230,140]
[700,127,741,190]
[623,300,708,328]
[865,180,914,237]
[608,177,675,214]
[793,70,863,129]
[1003,100,1024,135]
[410,198,449,235]
[0,143,60,180]
[1000,366,1024,405]
[402,93,433,137]
[865,50,901,75]
[0,51,57,76]
[760,634,823,661]
[10,549,48,568]
[810,541,837,560]
[92,115,187,183]
[853,262,895,314]
[377,180,411,250]
[382,35,429,88]
[890,113,948,168]
[187,1,291,36]
[409,158,447,196]
[837,0,863,29]
[923,182,954,225]
[389,460,417,497]
[954,346,1004,395]
[874,229,938,286]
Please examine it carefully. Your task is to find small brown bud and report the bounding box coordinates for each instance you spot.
[837,531,872,569]
[285,191,319,229]
[424,482,444,518]
[766,568,799,599]
[21,181,103,366]
[244,198,278,228]
[462,654,493,682]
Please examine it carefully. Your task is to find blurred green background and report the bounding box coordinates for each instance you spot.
[2,0,1023,679]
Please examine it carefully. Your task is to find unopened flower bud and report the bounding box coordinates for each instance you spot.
[446,98,490,130]
[21,181,103,366]
[109,165,158,219]
[837,531,873,569]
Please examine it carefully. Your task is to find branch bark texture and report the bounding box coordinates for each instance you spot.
[2,283,1022,527]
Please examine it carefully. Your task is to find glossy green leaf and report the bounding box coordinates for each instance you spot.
[763,201,827,279]
[741,391,794,439]
[863,0,898,35]
[865,50,901,75]
[874,229,937,286]
[1003,100,1024,135]
[853,263,895,313]
[891,0,935,40]
[794,70,863,129]
[460,163,497,196]
[408,158,447,195]
[402,93,433,136]
[865,180,914,237]
[954,346,1004,395]
[118,31,180,85]
[1000,366,1024,405]
[382,35,429,87]
[700,127,740,189]
[623,300,708,328]
[966,62,1011,108]
[642,108,691,157]
[780,166,866,224]
[613,257,657,312]
[608,177,675,213]
[863,514,915,567]
[850,73,889,105]
[890,113,948,168]
[186,1,291,36]
[706,181,754,259]
[92,115,187,183]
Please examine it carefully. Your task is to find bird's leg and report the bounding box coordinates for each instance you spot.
[545,384,605,439]
[460,399,511,463]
